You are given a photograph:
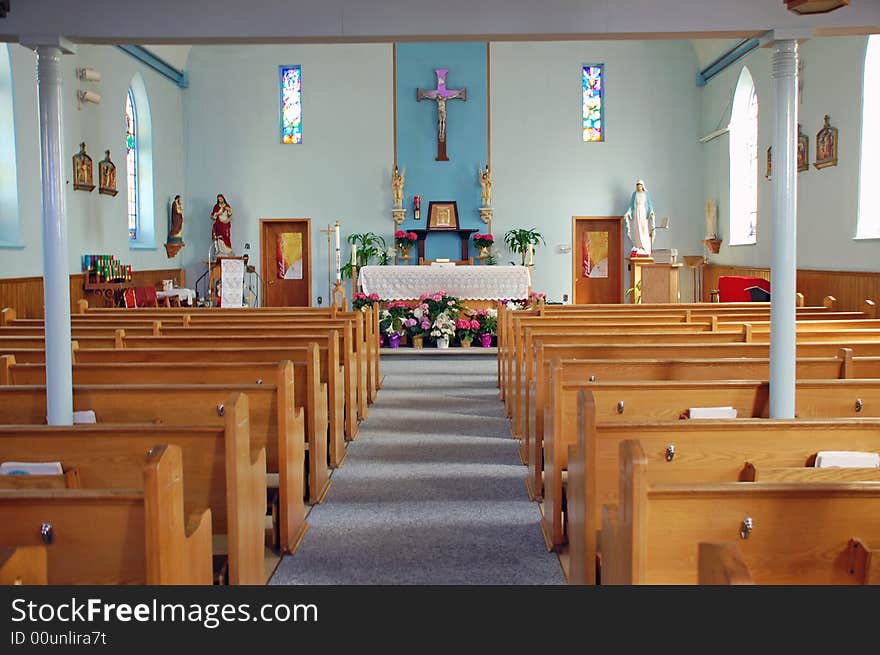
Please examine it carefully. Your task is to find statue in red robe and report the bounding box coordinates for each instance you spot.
[211,193,234,256]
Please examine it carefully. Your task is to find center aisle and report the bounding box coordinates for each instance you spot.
[270,355,564,585]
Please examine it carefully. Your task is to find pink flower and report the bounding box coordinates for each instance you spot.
[407,232,417,240]
[456,318,469,329]
[369,293,380,300]
[395,230,405,238]
[406,318,417,327]
[433,294,442,302]
[420,319,430,330]
[470,319,480,330]
[447,300,455,306]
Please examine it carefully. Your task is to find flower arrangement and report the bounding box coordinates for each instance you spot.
[406,301,433,337]
[470,308,497,336]
[419,290,464,323]
[455,315,481,342]
[395,230,418,249]
[473,233,494,250]
[430,311,457,342]
[380,300,412,336]
[352,291,381,312]
[501,298,527,311]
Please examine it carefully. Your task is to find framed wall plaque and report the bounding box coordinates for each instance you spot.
[427,201,460,230]
[814,114,838,169]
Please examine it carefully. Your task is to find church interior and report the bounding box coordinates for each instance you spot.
[1,1,880,589]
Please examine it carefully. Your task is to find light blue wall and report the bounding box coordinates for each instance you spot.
[491,41,705,301]
[0,44,186,279]
[395,42,488,262]
[182,44,394,304]
[701,35,879,272]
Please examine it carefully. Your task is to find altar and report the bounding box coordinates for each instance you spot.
[359,265,531,300]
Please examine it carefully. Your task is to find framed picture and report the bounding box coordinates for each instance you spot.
[72,142,95,192]
[797,124,809,173]
[814,114,838,170]
[98,150,118,197]
[765,145,772,180]
[427,201,460,230]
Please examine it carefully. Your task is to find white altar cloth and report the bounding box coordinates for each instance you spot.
[359,265,531,300]
[156,288,196,306]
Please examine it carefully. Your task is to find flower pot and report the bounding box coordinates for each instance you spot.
[460,336,473,348]
[480,333,493,348]
[436,336,449,349]
[412,334,424,350]
[388,333,401,349]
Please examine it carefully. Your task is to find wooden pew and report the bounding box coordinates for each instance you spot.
[65,301,381,405]
[0,546,48,584]
[0,393,272,583]
[0,373,318,552]
[698,539,880,585]
[545,375,880,556]
[568,412,880,584]
[0,444,213,584]
[64,342,345,472]
[600,439,880,585]
[1,317,365,434]
[527,347,880,499]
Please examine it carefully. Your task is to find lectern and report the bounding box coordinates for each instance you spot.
[628,257,682,303]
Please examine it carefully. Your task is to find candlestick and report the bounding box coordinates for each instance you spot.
[528,243,534,266]
[334,222,341,281]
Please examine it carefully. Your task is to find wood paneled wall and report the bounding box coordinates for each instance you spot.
[703,264,880,312]
[0,268,185,319]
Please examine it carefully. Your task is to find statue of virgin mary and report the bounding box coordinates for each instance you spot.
[623,179,655,255]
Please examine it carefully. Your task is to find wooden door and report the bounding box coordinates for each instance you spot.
[572,216,623,304]
[261,219,312,307]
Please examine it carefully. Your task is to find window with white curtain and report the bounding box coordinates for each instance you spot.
[856,35,880,239]
[728,67,758,246]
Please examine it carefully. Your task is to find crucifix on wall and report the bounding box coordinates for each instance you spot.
[417,68,467,162]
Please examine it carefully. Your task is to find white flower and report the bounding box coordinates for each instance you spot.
[413,307,424,319]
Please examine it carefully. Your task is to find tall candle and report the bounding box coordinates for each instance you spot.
[334,223,341,281]
[351,244,357,268]
[528,243,534,266]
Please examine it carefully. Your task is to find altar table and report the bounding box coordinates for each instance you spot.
[359,265,531,301]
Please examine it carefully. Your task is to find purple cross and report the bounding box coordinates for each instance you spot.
[417,69,467,161]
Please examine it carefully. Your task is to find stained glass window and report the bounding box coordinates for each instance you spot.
[125,89,138,241]
[582,64,604,142]
[280,65,302,144]
[857,35,880,238]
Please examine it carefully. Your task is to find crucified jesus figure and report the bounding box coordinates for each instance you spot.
[418,69,467,161]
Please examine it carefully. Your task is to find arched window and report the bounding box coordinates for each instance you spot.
[0,44,20,247]
[126,73,155,248]
[857,35,880,239]
[125,88,138,240]
[728,67,758,246]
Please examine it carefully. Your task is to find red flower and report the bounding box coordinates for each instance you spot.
[395,230,406,238]
[407,232,417,240]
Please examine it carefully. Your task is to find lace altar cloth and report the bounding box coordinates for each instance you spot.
[359,265,531,300]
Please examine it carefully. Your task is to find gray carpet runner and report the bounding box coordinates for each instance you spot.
[269,355,564,585]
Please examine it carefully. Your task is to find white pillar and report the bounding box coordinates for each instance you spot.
[36,44,74,425]
[770,39,799,418]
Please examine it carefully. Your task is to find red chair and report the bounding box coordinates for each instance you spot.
[134,286,160,308]
[717,276,771,302]
[122,288,137,308]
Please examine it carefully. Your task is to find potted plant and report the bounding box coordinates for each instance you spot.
[406,301,432,349]
[503,228,545,266]
[395,230,418,262]
[342,232,390,279]
[352,291,381,312]
[473,233,494,261]
[430,311,456,349]
[472,308,498,347]
[455,315,480,348]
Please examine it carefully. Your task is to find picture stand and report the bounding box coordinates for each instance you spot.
[332,280,348,312]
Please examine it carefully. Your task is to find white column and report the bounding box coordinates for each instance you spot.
[770,39,798,419]
[36,45,74,425]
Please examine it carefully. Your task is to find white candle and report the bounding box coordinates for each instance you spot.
[528,244,534,266]
[351,244,357,268]
[334,223,341,281]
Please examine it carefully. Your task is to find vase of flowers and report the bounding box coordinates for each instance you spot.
[352,291,381,313]
[473,233,494,261]
[395,230,418,263]
[455,315,480,348]
[431,311,456,349]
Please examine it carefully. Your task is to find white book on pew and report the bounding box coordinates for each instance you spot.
[0,461,64,476]
[687,406,737,419]
[45,410,96,424]
[815,451,880,468]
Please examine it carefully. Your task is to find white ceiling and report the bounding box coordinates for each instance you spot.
[2,1,877,44]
